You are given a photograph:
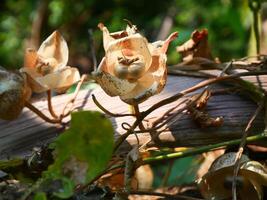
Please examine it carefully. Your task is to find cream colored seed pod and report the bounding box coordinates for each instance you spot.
[20,31,80,93]
[94,23,178,104]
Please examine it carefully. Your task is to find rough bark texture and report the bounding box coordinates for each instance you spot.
[0,74,266,159]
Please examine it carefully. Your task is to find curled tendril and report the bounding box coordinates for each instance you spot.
[121,122,132,131]
[92,94,135,117]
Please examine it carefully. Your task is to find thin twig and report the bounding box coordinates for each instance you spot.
[25,101,61,124]
[47,90,58,119]
[92,94,136,117]
[114,117,144,153]
[133,104,146,131]
[152,98,189,127]
[60,74,87,118]
[232,101,264,200]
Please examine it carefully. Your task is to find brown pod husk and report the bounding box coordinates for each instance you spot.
[198,152,267,200]
[0,67,31,120]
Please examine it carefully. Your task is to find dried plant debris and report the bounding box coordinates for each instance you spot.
[176,29,213,61]
[93,22,178,104]
[20,31,80,93]
[187,89,223,128]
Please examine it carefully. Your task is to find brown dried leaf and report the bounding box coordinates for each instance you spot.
[98,168,138,190]
[188,106,224,128]
[176,29,213,61]
[188,90,223,128]
[191,89,211,109]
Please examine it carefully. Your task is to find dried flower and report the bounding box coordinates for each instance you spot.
[93,23,178,104]
[21,31,80,93]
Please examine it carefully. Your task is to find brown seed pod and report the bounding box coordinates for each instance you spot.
[0,67,31,120]
[198,152,267,200]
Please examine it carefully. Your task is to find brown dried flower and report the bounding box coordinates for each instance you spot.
[93,23,178,104]
[21,31,80,93]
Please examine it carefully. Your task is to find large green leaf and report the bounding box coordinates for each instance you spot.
[44,111,114,198]
[34,192,47,200]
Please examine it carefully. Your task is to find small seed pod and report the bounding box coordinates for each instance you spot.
[0,67,31,120]
[198,152,267,200]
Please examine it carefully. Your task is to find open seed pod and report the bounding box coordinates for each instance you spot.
[0,67,31,120]
[198,152,267,200]
[20,31,80,93]
[93,23,178,104]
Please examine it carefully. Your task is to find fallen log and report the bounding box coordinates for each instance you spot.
[0,74,266,159]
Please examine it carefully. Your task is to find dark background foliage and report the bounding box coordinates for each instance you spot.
[0,0,260,72]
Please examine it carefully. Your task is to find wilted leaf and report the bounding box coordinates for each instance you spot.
[190,89,211,109]
[43,111,114,198]
[187,90,223,128]
[176,29,213,61]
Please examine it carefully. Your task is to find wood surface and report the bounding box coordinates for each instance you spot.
[0,73,266,159]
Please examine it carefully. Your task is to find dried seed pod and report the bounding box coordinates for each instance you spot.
[0,67,31,120]
[198,152,267,200]
[20,31,80,93]
[94,23,178,104]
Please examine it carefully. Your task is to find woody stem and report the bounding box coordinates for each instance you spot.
[47,90,59,119]
[60,74,87,119]
[25,101,61,124]
[133,104,146,131]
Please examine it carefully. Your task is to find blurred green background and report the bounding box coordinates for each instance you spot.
[0,0,265,72]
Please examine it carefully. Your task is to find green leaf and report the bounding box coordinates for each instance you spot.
[34,192,47,200]
[53,177,75,199]
[44,111,114,198]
